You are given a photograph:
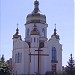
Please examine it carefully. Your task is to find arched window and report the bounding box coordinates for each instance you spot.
[39,42,44,48]
[15,52,22,63]
[18,53,22,63]
[42,28,45,37]
[15,54,17,63]
[27,28,29,37]
[52,47,57,61]
[34,37,36,42]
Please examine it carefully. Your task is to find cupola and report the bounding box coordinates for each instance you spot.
[51,24,60,39]
[26,0,46,24]
[30,24,40,35]
[13,24,22,40]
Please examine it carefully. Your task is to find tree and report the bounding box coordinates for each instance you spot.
[0,55,11,75]
[65,54,75,75]
[1,55,5,62]
[57,71,63,75]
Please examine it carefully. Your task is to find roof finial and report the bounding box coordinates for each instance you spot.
[13,23,22,39]
[54,24,57,35]
[51,24,60,39]
[55,23,56,29]
[70,54,72,58]
[16,23,19,35]
[34,0,39,13]
[17,23,18,28]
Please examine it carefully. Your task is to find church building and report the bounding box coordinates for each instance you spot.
[12,0,62,75]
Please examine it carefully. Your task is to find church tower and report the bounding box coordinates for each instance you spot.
[25,0,48,48]
[47,25,62,73]
[12,0,62,75]
[12,25,29,75]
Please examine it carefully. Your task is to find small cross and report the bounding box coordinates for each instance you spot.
[17,23,19,28]
[55,24,56,29]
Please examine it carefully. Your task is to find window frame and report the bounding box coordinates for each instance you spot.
[52,47,57,61]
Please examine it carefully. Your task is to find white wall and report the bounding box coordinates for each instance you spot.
[12,38,29,75]
[47,36,62,72]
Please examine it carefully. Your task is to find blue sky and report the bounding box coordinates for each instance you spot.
[1,0,74,66]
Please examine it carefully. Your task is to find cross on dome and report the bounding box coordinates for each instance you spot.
[16,23,19,35]
[34,0,39,13]
[54,24,57,35]
[17,23,19,28]
[55,24,56,29]
[13,23,22,40]
[51,24,60,39]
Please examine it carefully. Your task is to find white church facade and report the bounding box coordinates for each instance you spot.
[12,0,62,75]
